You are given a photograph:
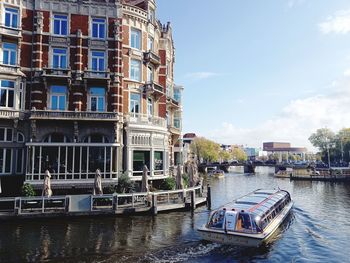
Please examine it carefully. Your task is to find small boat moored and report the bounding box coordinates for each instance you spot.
[197,189,293,247]
[207,167,225,178]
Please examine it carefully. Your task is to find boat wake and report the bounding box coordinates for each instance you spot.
[139,242,222,263]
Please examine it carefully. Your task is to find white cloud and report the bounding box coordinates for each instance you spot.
[207,78,350,152]
[185,72,220,80]
[319,9,350,34]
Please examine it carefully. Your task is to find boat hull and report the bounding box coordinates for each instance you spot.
[197,201,293,247]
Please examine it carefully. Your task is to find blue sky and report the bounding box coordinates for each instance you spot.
[157,0,350,150]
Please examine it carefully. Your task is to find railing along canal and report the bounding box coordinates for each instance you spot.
[0,186,204,216]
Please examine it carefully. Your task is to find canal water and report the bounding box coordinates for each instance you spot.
[1,167,350,263]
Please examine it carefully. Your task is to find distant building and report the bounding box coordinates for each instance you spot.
[244,147,258,160]
[263,142,307,161]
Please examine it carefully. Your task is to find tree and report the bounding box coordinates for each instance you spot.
[231,147,247,162]
[190,137,220,163]
[219,150,232,162]
[309,128,335,152]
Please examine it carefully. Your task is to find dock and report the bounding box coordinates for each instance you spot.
[290,168,350,182]
[0,185,207,221]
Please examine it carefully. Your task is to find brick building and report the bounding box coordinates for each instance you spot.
[0,0,183,195]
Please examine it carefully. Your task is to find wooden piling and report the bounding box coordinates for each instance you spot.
[152,194,158,215]
[206,184,211,210]
[191,190,196,210]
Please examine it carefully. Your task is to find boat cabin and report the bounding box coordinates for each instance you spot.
[206,189,292,234]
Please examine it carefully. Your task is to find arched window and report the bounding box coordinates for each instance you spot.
[17,132,25,143]
[43,133,70,142]
[83,134,109,143]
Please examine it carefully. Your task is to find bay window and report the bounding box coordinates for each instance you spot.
[130,28,141,49]
[130,93,141,116]
[130,59,141,81]
[0,80,15,108]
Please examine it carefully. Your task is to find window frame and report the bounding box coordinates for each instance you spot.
[52,47,68,69]
[4,6,19,29]
[147,65,154,82]
[52,14,68,36]
[130,92,141,116]
[91,17,106,39]
[88,87,106,112]
[147,97,153,117]
[0,80,15,109]
[2,42,17,66]
[49,85,67,111]
[91,50,106,72]
[0,148,12,174]
[130,59,141,81]
[130,28,141,50]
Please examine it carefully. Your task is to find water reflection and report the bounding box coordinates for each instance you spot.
[1,168,350,262]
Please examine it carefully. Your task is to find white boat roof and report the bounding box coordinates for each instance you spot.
[220,189,289,218]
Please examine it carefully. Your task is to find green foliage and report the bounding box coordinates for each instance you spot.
[104,185,116,194]
[160,177,176,190]
[231,147,247,162]
[22,183,36,197]
[309,128,336,151]
[182,174,189,188]
[116,173,135,193]
[190,137,220,163]
[219,150,232,162]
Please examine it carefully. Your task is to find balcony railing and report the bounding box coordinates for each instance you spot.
[42,67,71,78]
[0,24,21,38]
[144,81,164,98]
[0,63,24,76]
[84,69,110,79]
[0,109,24,120]
[122,4,148,20]
[126,113,166,128]
[144,50,161,66]
[30,110,119,121]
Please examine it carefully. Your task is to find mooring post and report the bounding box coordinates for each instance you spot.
[191,190,196,210]
[152,194,158,215]
[206,184,211,210]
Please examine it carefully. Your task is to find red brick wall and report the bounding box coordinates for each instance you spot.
[71,14,88,35]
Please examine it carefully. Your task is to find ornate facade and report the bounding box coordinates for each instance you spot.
[0,0,183,194]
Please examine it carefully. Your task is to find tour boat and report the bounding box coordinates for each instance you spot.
[197,189,293,247]
[208,169,225,178]
[274,167,293,178]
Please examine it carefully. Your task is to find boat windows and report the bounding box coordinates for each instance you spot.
[208,209,226,229]
[236,212,253,232]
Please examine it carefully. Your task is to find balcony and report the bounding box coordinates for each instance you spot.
[169,118,182,135]
[84,69,110,80]
[144,50,161,66]
[144,81,164,99]
[0,109,25,120]
[0,64,24,76]
[122,4,148,21]
[0,24,21,38]
[125,113,166,129]
[42,67,71,78]
[30,110,119,121]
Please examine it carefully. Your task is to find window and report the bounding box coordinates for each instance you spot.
[0,148,12,174]
[2,43,17,65]
[84,134,109,143]
[130,28,141,49]
[52,48,67,69]
[91,51,105,71]
[0,128,13,142]
[0,80,15,108]
[50,86,67,110]
[130,93,141,115]
[133,151,150,175]
[17,132,25,143]
[16,148,24,174]
[130,59,141,81]
[53,14,68,36]
[89,87,105,112]
[154,151,163,171]
[147,65,153,82]
[4,7,19,28]
[148,9,155,23]
[147,97,153,116]
[92,18,106,39]
[147,37,154,51]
